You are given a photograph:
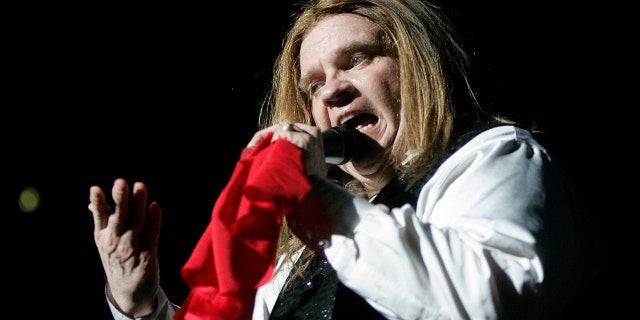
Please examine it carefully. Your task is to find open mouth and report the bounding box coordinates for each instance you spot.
[342,113,378,131]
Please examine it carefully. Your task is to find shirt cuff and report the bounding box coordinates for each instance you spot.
[106,285,178,320]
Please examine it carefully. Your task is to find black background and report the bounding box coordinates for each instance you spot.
[5,1,632,318]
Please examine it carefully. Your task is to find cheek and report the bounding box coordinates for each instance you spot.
[367,61,400,106]
[384,71,402,115]
[384,66,401,102]
[376,72,402,115]
[311,102,331,130]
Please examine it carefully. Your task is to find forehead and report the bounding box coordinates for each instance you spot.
[300,13,380,63]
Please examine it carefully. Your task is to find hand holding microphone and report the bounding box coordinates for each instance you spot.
[276,123,366,165]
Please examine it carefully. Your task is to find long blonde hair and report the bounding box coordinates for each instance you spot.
[258,0,502,287]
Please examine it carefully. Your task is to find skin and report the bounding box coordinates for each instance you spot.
[252,13,401,197]
[89,13,402,317]
[89,179,161,317]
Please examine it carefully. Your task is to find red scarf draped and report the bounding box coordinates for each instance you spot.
[174,134,312,320]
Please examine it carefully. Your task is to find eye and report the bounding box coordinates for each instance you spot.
[309,82,324,94]
[351,55,367,67]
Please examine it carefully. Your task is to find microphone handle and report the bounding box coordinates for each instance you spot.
[322,126,366,165]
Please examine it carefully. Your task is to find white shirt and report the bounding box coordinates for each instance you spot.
[109,125,601,319]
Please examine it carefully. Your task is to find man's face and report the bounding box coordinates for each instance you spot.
[299,13,402,165]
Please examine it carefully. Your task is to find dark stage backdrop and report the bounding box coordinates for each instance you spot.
[4,1,631,318]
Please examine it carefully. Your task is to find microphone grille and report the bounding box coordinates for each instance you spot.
[322,126,366,165]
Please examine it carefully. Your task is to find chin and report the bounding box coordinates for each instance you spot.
[345,152,388,177]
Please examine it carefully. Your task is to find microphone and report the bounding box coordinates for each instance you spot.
[322,126,366,165]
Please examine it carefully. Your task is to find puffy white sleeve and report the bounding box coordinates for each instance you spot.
[322,126,601,319]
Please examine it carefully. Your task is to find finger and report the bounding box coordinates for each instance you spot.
[141,201,162,253]
[88,185,110,231]
[281,121,298,132]
[287,123,321,138]
[271,122,321,149]
[130,181,148,233]
[272,121,300,140]
[109,178,130,234]
[247,125,279,148]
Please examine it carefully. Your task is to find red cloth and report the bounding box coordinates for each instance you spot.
[174,134,313,320]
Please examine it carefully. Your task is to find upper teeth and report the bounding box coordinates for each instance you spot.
[339,114,356,125]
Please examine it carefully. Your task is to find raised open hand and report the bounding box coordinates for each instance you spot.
[88,178,162,317]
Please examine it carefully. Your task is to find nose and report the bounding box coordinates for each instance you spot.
[318,73,355,107]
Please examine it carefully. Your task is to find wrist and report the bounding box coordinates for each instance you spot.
[106,284,157,318]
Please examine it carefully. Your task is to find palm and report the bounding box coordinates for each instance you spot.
[89,179,161,314]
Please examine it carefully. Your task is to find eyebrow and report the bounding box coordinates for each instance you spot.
[298,40,382,92]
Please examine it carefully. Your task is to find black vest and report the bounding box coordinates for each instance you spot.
[268,177,420,319]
